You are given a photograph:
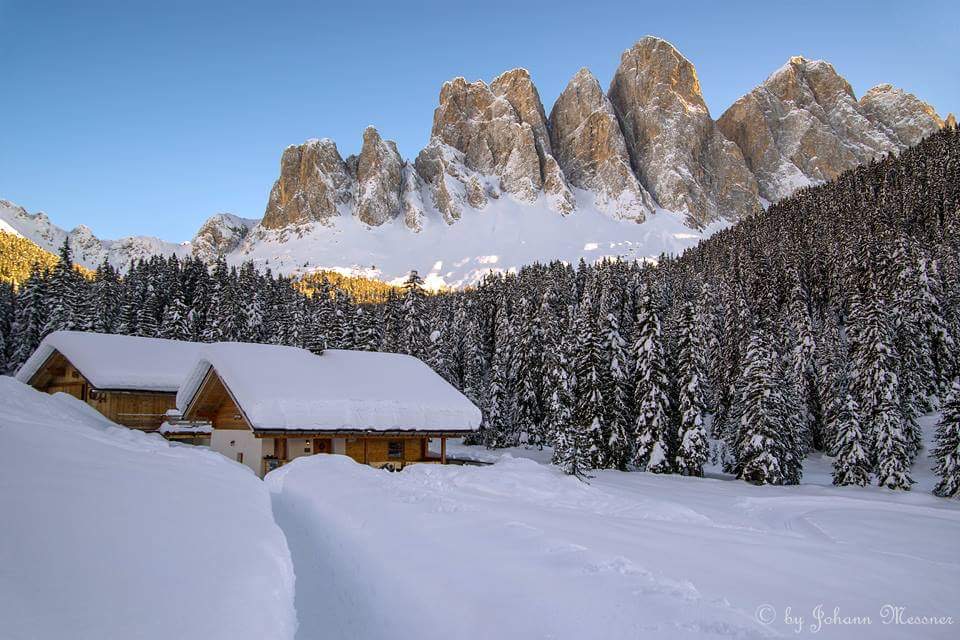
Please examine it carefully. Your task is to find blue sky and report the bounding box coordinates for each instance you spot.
[0,0,956,242]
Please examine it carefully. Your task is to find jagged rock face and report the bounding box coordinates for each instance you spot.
[716,57,933,203]
[859,84,944,148]
[355,126,403,226]
[414,140,494,225]
[261,139,354,229]
[550,68,655,221]
[491,69,576,213]
[491,69,554,160]
[429,73,574,211]
[608,37,760,225]
[192,214,256,262]
[430,76,537,198]
[400,164,427,232]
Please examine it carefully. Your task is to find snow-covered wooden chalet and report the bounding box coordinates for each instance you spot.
[16,331,204,431]
[176,342,481,477]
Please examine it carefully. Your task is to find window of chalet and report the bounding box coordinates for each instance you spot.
[388,441,404,458]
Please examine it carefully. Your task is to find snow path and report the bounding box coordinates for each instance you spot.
[266,436,960,640]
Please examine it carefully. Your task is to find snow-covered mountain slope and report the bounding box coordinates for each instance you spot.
[2,193,718,287]
[0,377,297,640]
[191,212,259,262]
[0,199,192,269]
[236,191,724,288]
[269,422,960,640]
[0,199,256,270]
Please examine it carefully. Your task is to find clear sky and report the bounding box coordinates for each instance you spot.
[1,0,956,242]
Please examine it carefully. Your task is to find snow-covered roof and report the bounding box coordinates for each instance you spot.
[16,331,206,393]
[177,343,482,433]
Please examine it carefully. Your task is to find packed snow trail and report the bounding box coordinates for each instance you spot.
[0,378,297,640]
[267,442,960,640]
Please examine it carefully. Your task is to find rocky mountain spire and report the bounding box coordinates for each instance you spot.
[859,83,945,147]
[256,38,944,240]
[549,67,655,221]
[491,69,576,213]
[426,72,574,213]
[261,139,354,229]
[717,57,944,203]
[608,36,760,226]
[355,126,404,227]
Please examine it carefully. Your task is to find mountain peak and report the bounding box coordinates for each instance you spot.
[608,37,759,226]
[717,56,928,202]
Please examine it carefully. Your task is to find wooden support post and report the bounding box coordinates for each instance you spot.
[277,437,287,462]
[363,438,369,465]
[441,436,447,465]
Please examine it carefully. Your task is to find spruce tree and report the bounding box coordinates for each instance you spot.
[632,286,674,473]
[552,419,592,480]
[674,302,709,477]
[400,270,429,359]
[732,330,790,485]
[572,296,606,468]
[601,300,632,469]
[43,238,79,335]
[160,280,191,341]
[12,266,48,367]
[831,393,871,486]
[850,285,914,490]
[932,380,960,498]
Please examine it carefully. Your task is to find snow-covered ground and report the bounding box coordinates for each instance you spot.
[270,417,959,639]
[237,194,726,288]
[3,376,957,639]
[0,378,297,640]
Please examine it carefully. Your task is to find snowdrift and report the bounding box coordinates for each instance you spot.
[268,450,960,640]
[0,378,297,640]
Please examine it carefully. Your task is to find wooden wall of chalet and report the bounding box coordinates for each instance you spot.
[88,391,176,431]
[29,352,175,431]
[345,437,427,464]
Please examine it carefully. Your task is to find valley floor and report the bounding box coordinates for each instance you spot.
[271,427,959,640]
[2,378,957,639]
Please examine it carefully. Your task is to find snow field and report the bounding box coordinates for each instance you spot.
[3,375,958,640]
[269,433,960,639]
[0,378,297,640]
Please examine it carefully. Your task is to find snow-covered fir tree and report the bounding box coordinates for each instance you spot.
[932,380,960,498]
[831,392,871,486]
[632,284,675,473]
[572,293,607,468]
[731,329,801,486]
[674,302,709,477]
[400,270,429,360]
[849,280,914,490]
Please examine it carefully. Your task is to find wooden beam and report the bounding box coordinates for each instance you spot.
[441,437,447,465]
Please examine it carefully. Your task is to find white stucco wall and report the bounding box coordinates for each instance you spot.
[211,429,263,476]
[286,437,312,461]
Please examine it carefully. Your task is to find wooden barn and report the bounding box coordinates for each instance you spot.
[176,342,482,477]
[16,331,204,432]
